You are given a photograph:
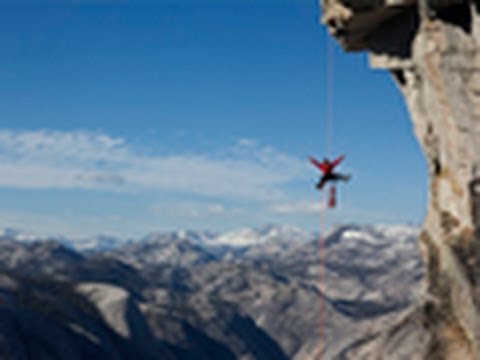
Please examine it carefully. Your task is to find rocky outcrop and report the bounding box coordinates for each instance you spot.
[321,0,480,358]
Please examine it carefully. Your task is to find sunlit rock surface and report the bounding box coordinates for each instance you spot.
[321,0,480,358]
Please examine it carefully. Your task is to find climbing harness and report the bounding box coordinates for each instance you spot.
[328,186,337,208]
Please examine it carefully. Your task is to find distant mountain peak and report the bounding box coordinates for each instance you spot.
[0,227,37,242]
[209,224,311,248]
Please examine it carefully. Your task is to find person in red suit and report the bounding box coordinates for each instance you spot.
[309,155,351,190]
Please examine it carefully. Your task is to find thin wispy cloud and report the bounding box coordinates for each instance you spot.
[152,202,238,219]
[0,129,305,200]
[269,201,327,214]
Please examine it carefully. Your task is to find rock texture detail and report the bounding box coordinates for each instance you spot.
[321,0,480,358]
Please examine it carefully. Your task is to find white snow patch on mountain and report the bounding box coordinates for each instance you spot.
[208,225,311,247]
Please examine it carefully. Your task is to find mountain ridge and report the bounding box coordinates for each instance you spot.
[0,223,422,359]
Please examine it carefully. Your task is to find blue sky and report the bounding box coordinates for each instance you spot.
[0,1,427,238]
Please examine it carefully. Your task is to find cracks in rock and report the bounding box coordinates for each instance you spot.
[440,211,461,235]
[421,230,476,359]
[423,123,443,179]
[449,228,477,285]
[420,231,441,296]
[420,231,453,358]
[433,157,442,176]
[469,178,480,235]
[392,69,408,86]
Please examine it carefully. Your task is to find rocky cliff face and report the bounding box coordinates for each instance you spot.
[321,0,480,358]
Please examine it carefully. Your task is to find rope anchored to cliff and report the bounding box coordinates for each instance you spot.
[418,0,431,21]
[308,33,351,360]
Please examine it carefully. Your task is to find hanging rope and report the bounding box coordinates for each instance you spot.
[325,35,335,158]
[318,190,327,359]
[318,34,335,360]
[418,0,430,22]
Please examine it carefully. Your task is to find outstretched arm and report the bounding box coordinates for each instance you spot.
[330,155,345,169]
[309,156,328,173]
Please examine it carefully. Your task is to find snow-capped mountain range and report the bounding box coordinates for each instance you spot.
[0,222,422,359]
[0,228,130,252]
[0,224,418,253]
[206,224,312,247]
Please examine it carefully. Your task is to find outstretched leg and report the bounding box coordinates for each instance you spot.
[331,173,351,183]
[316,173,350,190]
[316,176,328,190]
[316,173,334,190]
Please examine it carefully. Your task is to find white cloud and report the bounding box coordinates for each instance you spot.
[0,129,305,200]
[269,201,327,214]
[152,202,232,219]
